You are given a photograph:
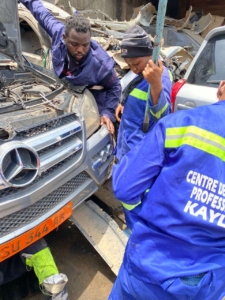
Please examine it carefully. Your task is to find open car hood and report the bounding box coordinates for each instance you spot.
[0,0,22,60]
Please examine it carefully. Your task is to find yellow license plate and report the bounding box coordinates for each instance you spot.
[0,201,72,262]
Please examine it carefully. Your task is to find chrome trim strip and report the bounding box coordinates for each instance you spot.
[25,121,82,151]
[40,137,83,172]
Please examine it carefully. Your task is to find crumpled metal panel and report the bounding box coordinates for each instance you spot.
[191,13,213,34]
[135,3,157,26]
[164,6,193,29]
[90,2,157,31]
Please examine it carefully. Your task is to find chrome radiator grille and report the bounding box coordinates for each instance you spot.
[0,172,90,237]
[16,114,77,139]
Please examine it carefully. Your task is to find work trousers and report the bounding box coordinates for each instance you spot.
[109,263,225,300]
[0,238,47,285]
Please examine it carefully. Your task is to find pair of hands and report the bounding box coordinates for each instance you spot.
[115,59,164,122]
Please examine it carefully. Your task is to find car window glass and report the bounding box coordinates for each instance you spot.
[187,34,225,86]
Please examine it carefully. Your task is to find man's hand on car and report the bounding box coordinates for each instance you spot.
[115,103,124,122]
[100,116,114,135]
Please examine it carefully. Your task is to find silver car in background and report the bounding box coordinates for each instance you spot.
[171,26,225,112]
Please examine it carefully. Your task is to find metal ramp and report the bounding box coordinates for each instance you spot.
[71,200,128,275]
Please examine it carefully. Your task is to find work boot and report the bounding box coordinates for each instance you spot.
[23,245,68,300]
[43,285,69,300]
[42,273,68,299]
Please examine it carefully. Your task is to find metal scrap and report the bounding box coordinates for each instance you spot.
[164,6,193,30]
[191,13,213,34]
[132,3,157,27]
[161,46,193,81]
[82,1,225,81]
[88,3,157,32]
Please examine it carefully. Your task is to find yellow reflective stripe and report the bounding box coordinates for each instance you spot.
[121,201,141,211]
[169,70,173,82]
[165,126,225,161]
[130,88,148,101]
[150,102,168,119]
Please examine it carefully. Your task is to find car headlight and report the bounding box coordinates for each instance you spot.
[79,89,100,138]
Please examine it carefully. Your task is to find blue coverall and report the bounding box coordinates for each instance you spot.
[20,0,121,122]
[115,68,171,161]
[110,100,225,300]
[115,68,172,230]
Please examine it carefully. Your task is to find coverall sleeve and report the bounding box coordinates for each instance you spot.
[99,69,121,122]
[112,120,166,204]
[148,69,172,123]
[19,0,64,40]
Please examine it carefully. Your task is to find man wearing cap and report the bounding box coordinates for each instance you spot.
[113,25,172,230]
[115,25,172,160]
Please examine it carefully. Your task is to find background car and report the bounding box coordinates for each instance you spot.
[171,26,225,112]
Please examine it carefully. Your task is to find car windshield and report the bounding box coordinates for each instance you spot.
[187,34,225,86]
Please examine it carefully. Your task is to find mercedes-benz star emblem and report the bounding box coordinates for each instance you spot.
[0,142,40,187]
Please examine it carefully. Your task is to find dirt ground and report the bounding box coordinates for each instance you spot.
[29,218,116,300]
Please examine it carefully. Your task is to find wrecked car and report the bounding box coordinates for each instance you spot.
[0,0,114,264]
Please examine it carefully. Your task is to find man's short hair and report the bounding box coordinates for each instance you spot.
[64,14,91,36]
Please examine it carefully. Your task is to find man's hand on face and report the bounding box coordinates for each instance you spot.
[100,116,115,135]
[115,103,124,122]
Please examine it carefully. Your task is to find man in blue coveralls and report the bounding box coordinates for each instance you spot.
[109,80,225,300]
[114,25,172,230]
[19,0,121,134]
